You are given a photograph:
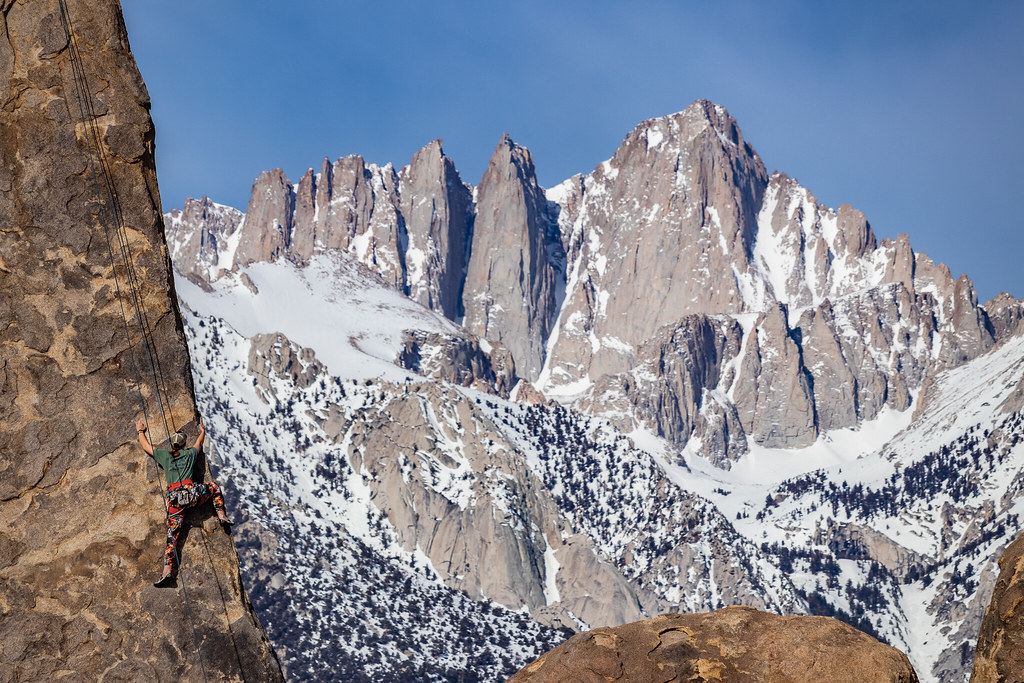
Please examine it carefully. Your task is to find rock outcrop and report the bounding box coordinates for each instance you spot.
[0,1,282,680]
[397,329,516,397]
[510,607,919,683]
[971,530,1024,682]
[165,196,244,285]
[192,141,475,324]
[733,304,818,448]
[234,167,296,268]
[986,292,1024,342]
[237,155,408,288]
[249,332,326,397]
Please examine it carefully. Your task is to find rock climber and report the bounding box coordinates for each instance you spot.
[135,418,232,588]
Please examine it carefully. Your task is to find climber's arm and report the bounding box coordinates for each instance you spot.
[193,420,205,451]
[135,421,154,456]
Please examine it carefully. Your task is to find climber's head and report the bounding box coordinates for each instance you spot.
[169,431,186,450]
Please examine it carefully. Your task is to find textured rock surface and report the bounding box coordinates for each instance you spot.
[579,314,743,454]
[970,530,1024,682]
[539,106,999,453]
[540,102,768,388]
[510,607,919,683]
[194,140,475,322]
[733,304,817,448]
[249,332,325,396]
[462,133,562,381]
[0,1,282,680]
[243,332,646,631]
[986,292,1024,342]
[234,167,294,268]
[239,155,408,288]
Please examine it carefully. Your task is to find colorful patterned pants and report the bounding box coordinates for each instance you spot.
[163,482,226,568]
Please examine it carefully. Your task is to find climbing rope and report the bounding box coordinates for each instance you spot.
[55,2,209,681]
[56,0,176,442]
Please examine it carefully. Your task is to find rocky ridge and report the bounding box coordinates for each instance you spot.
[166,101,1016,467]
[0,0,281,681]
[172,244,1024,681]
[175,267,814,677]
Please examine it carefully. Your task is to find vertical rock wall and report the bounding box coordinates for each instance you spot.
[463,134,560,381]
[970,531,1024,682]
[399,140,473,320]
[0,0,283,680]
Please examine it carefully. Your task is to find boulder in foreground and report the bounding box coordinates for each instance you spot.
[508,606,918,683]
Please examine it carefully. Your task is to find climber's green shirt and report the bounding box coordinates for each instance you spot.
[152,447,199,486]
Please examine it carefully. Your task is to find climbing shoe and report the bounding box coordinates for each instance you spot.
[153,574,175,588]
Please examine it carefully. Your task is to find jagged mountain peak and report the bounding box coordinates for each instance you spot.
[168,102,1009,461]
[405,138,447,170]
[485,131,542,188]
[613,100,762,172]
[402,138,463,193]
[465,130,560,380]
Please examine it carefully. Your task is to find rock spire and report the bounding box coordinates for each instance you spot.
[462,133,562,381]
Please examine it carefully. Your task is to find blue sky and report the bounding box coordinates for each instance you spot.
[121,1,1023,301]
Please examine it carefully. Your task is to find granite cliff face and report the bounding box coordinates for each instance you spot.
[165,196,244,285]
[461,134,563,381]
[204,140,473,322]
[0,1,281,680]
[970,530,1024,682]
[399,139,473,320]
[541,108,997,460]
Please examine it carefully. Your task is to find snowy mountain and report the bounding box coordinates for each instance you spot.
[167,101,1024,682]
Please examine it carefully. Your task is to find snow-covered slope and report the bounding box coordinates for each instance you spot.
[179,256,570,681]
[174,245,1024,682]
